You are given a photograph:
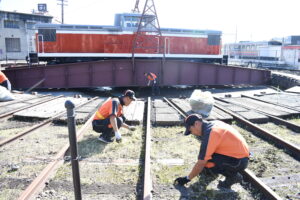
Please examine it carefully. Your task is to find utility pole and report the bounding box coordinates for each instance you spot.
[235,25,238,43]
[57,0,68,24]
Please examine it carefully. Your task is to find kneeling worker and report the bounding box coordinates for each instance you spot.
[175,114,249,189]
[0,70,11,91]
[92,90,137,143]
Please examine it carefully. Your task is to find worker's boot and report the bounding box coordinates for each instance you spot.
[98,134,114,143]
[98,131,114,143]
[217,172,243,189]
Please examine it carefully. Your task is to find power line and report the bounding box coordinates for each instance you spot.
[57,0,68,24]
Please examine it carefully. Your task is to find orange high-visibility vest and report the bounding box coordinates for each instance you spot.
[147,72,157,81]
[93,98,123,120]
[0,71,8,84]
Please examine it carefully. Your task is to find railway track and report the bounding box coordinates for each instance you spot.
[0,97,100,147]
[1,90,300,200]
[167,97,300,200]
[0,95,103,199]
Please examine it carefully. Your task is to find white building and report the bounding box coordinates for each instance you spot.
[0,10,52,62]
[281,36,300,69]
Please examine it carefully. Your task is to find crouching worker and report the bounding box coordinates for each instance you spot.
[174,114,249,189]
[0,71,11,91]
[92,90,137,143]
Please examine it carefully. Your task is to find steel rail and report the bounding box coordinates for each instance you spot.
[0,94,51,108]
[166,97,284,200]
[214,96,300,133]
[0,97,99,147]
[214,103,300,160]
[241,169,283,200]
[241,94,300,112]
[143,97,152,200]
[0,95,63,119]
[163,97,187,118]
[18,97,109,200]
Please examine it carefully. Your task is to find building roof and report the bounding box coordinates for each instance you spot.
[0,10,52,20]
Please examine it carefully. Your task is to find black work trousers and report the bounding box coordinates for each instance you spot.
[150,80,160,95]
[92,117,123,138]
[206,153,249,178]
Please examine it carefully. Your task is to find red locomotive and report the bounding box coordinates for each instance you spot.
[32,13,223,64]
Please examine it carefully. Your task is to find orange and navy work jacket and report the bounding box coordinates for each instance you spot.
[198,120,249,161]
[0,71,8,84]
[93,98,123,120]
[146,72,157,81]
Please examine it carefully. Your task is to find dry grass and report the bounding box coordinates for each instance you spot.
[0,123,75,200]
[43,125,144,199]
[258,122,300,146]
[233,123,300,199]
[151,126,256,200]
[0,126,32,140]
[288,118,300,126]
[151,126,200,184]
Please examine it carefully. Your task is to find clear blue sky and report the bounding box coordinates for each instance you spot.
[1,0,299,43]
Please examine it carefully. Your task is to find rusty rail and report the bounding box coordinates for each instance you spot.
[0,97,99,147]
[241,169,283,200]
[0,95,63,119]
[242,94,300,112]
[0,94,51,108]
[163,97,187,118]
[166,97,284,200]
[215,96,300,133]
[17,98,108,200]
[214,99,300,160]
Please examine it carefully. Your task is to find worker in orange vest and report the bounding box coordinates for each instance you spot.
[0,71,11,91]
[174,114,250,189]
[92,90,137,143]
[144,72,160,95]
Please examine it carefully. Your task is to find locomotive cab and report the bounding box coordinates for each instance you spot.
[114,13,156,31]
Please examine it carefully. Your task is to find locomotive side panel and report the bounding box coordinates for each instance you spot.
[38,32,220,55]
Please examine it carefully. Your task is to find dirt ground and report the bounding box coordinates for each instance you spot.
[233,123,300,199]
[151,126,257,200]
[259,122,300,146]
[0,122,73,200]
[35,125,144,200]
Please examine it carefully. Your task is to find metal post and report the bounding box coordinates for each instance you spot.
[65,100,82,200]
[61,0,64,24]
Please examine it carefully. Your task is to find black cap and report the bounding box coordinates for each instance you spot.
[124,90,136,100]
[184,114,202,135]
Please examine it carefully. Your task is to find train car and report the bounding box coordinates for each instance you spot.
[223,40,284,67]
[31,13,223,64]
[223,41,282,60]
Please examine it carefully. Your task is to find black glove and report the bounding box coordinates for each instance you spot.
[174,176,190,186]
[116,138,122,143]
[129,126,136,131]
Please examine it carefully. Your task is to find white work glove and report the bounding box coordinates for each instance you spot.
[129,126,136,131]
[115,132,122,143]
